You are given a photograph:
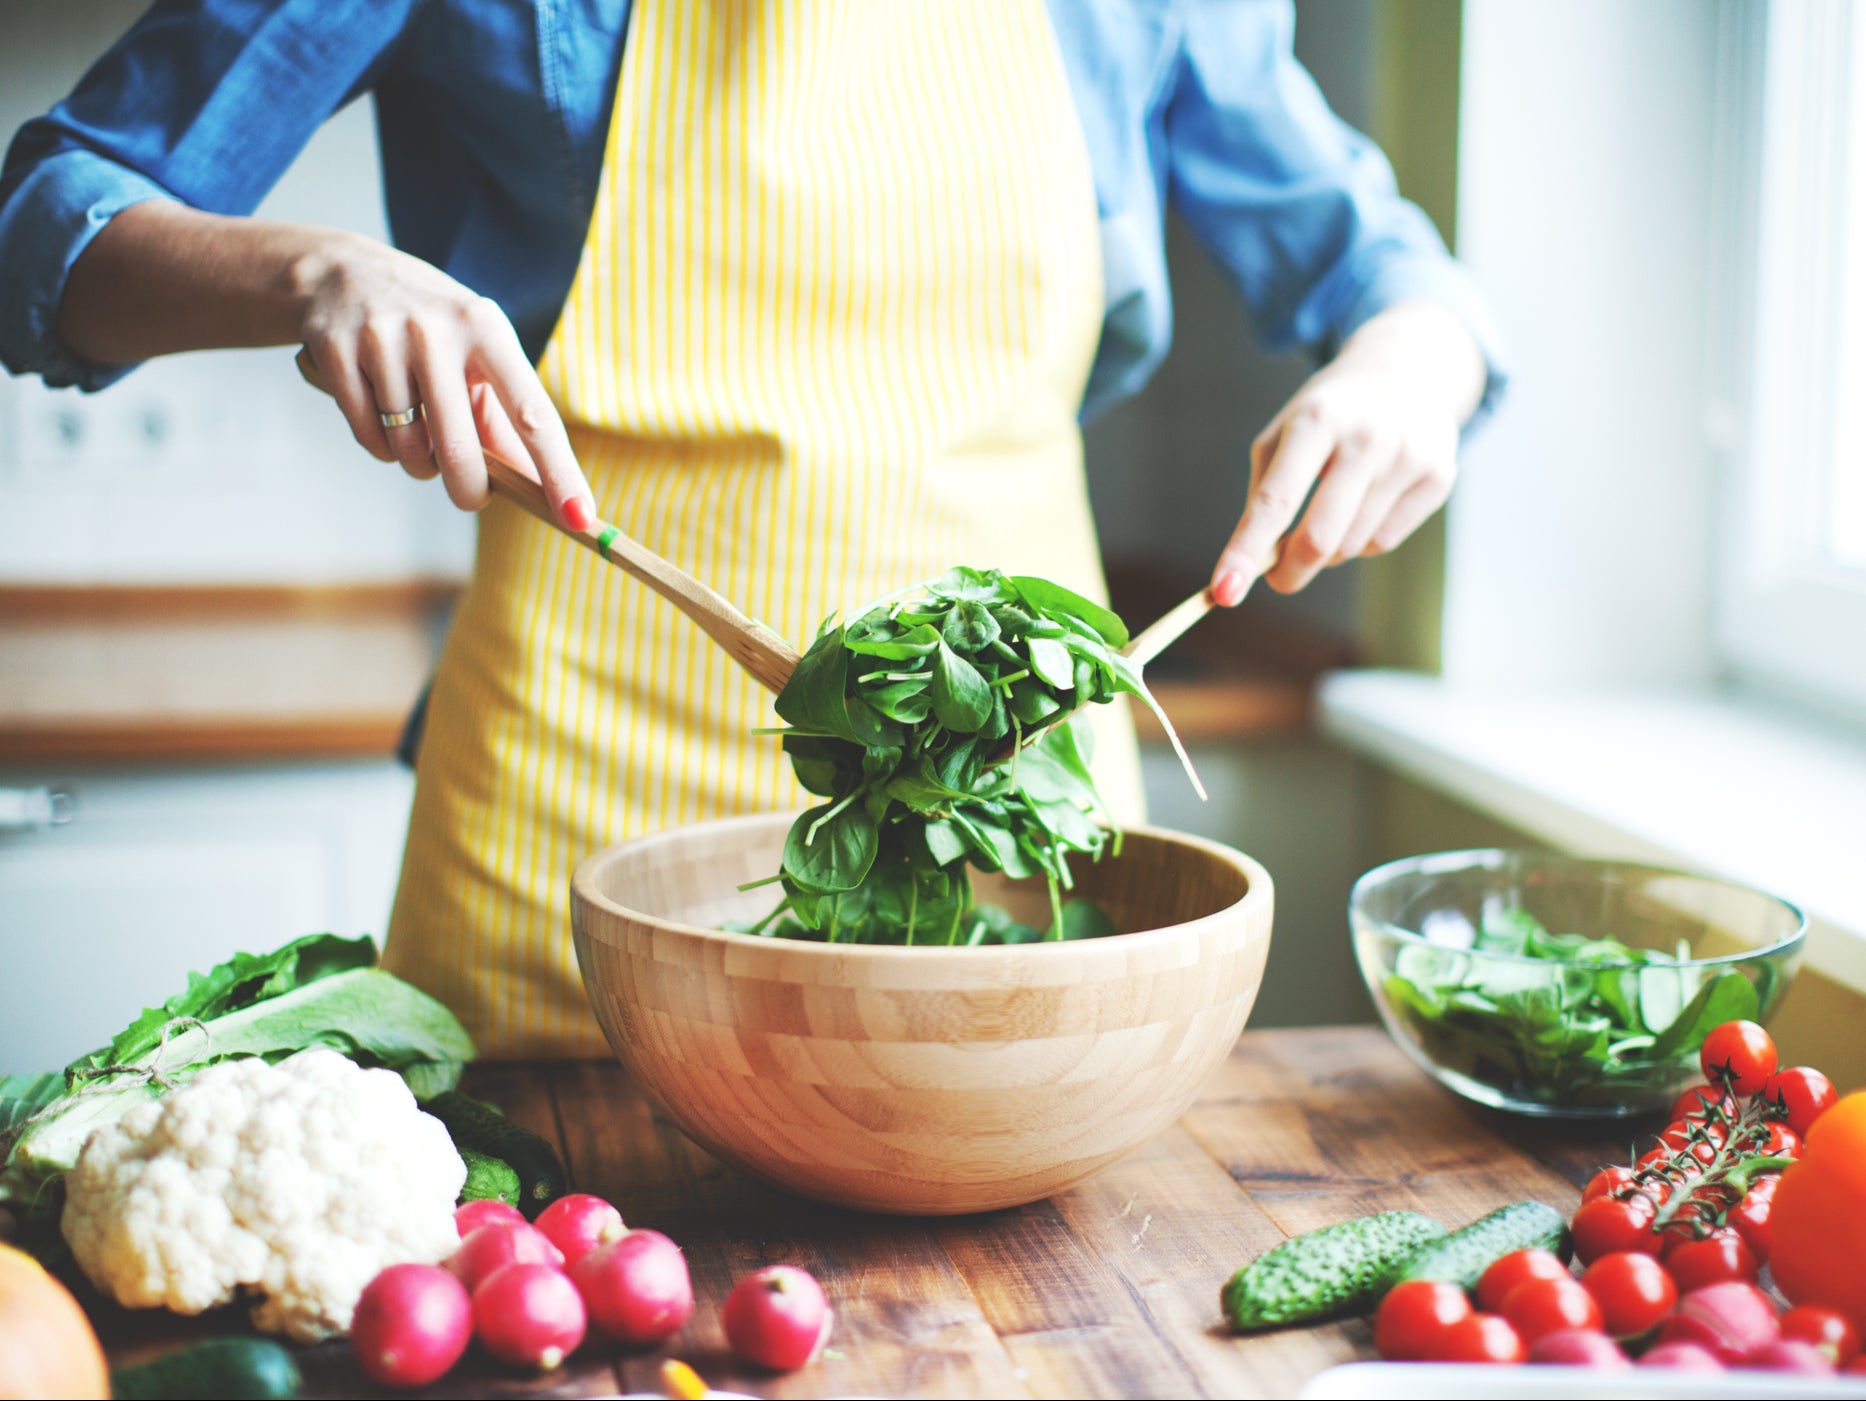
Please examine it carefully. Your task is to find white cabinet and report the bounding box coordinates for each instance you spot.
[0,761,413,1075]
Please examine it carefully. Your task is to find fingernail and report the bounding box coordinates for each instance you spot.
[1213,570,1248,608]
[562,496,594,532]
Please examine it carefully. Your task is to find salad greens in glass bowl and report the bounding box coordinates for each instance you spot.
[1350,850,1806,1118]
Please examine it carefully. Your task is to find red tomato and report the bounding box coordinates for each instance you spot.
[1659,1118,1729,1154]
[1375,1280,1474,1361]
[1670,1084,1735,1121]
[1727,1177,1777,1263]
[1572,1194,1660,1265]
[1583,1166,1636,1204]
[1582,1252,1679,1338]
[1761,1067,1839,1135]
[1699,1020,1778,1096]
[1666,1230,1760,1292]
[1780,1306,1862,1366]
[1501,1276,1605,1344]
[1476,1250,1572,1313]
[1757,1122,1803,1158]
[1431,1312,1528,1364]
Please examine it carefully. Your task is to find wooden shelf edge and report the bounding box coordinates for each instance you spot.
[0,716,406,765]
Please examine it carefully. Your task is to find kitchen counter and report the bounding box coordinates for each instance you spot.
[86,1026,1625,1399]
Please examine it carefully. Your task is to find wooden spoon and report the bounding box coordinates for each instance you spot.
[481,454,802,695]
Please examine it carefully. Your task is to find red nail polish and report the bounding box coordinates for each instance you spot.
[1213,570,1248,608]
[562,496,593,531]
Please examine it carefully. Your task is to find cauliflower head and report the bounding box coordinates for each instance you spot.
[62,1048,466,1341]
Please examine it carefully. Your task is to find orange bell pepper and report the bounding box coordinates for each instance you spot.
[1770,1090,1866,1332]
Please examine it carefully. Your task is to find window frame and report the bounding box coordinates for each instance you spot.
[1713,0,1866,721]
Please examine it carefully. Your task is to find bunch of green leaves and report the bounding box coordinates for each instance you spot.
[1383,908,1778,1109]
[0,933,475,1223]
[751,566,1198,945]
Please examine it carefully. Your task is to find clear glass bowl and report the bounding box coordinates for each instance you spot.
[1350,850,1806,1118]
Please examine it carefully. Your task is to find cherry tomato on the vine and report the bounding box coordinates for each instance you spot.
[1571,1194,1660,1265]
[1757,1121,1803,1158]
[1726,1175,1777,1263]
[1658,1118,1729,1155]
[1699,1020,1778,1096]
[1664,1229,1759,1292]
[1780,1305,1862,1366]
[1431,1312,1528,1363]
[1670,1084,1736,1122]
[1476,1249,1571,1314]
[1374,1279,1472,1362]
[1582,1166,1636,1204]
[1761,1066,1838,1137]
[1501,1276,1604,1344]
[1581,1251,1677,1337]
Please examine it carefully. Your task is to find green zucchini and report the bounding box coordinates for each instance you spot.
[110,1338,301,1400]
[1221,1210,1447,1330]
[423,1091,567,1219]
[1392,1200,1570,1291]
[458,1146,522,1207]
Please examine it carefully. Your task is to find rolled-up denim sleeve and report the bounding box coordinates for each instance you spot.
[1164,0,1508,430]
[0,0,416,391]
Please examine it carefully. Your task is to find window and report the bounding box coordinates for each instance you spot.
[1714,0,1866,717]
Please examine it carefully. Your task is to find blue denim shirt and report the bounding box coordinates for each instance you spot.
[0,0,1505,423]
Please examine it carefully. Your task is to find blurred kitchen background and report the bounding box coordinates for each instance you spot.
[5,1,1865,1082]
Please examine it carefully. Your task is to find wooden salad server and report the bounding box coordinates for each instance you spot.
[481,454,803,696]
[489,453,1224,704]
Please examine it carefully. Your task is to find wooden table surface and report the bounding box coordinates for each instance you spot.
[90,1026,1638,1400]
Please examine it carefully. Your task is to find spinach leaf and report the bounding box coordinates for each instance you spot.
[929,642,994,731]
[783,800,880,891]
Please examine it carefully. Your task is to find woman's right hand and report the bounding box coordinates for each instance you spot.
[292,231,594,529]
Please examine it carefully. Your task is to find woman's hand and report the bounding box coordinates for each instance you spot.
[293,233,592,527]
[57,202,592,529]
[1209,300,1487,602]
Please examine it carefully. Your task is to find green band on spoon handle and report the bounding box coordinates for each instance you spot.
[595,526,620,558]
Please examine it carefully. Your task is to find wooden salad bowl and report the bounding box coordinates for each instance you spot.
[569,812,1273,1215]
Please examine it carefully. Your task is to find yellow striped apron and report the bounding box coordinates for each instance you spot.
[383,0,1142,1057]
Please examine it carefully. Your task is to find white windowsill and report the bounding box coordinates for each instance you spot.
[1318,670,1866,994]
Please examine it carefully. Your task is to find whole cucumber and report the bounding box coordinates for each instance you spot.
[1392,1200,1569,1291]
[1221,1210,1447,1330]
[423,1090,567,1219]
[110,1338,301,1400]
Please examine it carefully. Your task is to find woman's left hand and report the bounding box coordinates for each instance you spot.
[1209,300,1488,601]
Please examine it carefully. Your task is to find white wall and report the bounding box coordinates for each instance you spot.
[1445,0,1722,686]
[0,0,474,583]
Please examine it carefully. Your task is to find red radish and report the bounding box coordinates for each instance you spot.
[1526,1329,1629,1368]
[571,1229,693,1345]
[724,1265,834,1371]
[455,1199,526,1237]
[1742,1340,1838,1375]
[350,1264,472,1389]
[1640,1340,1725,1371]
[534,1193,626,1267]
[472,1262,587,1370]
[1657,1281,1781,1363]
[447,1221,565,1291]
